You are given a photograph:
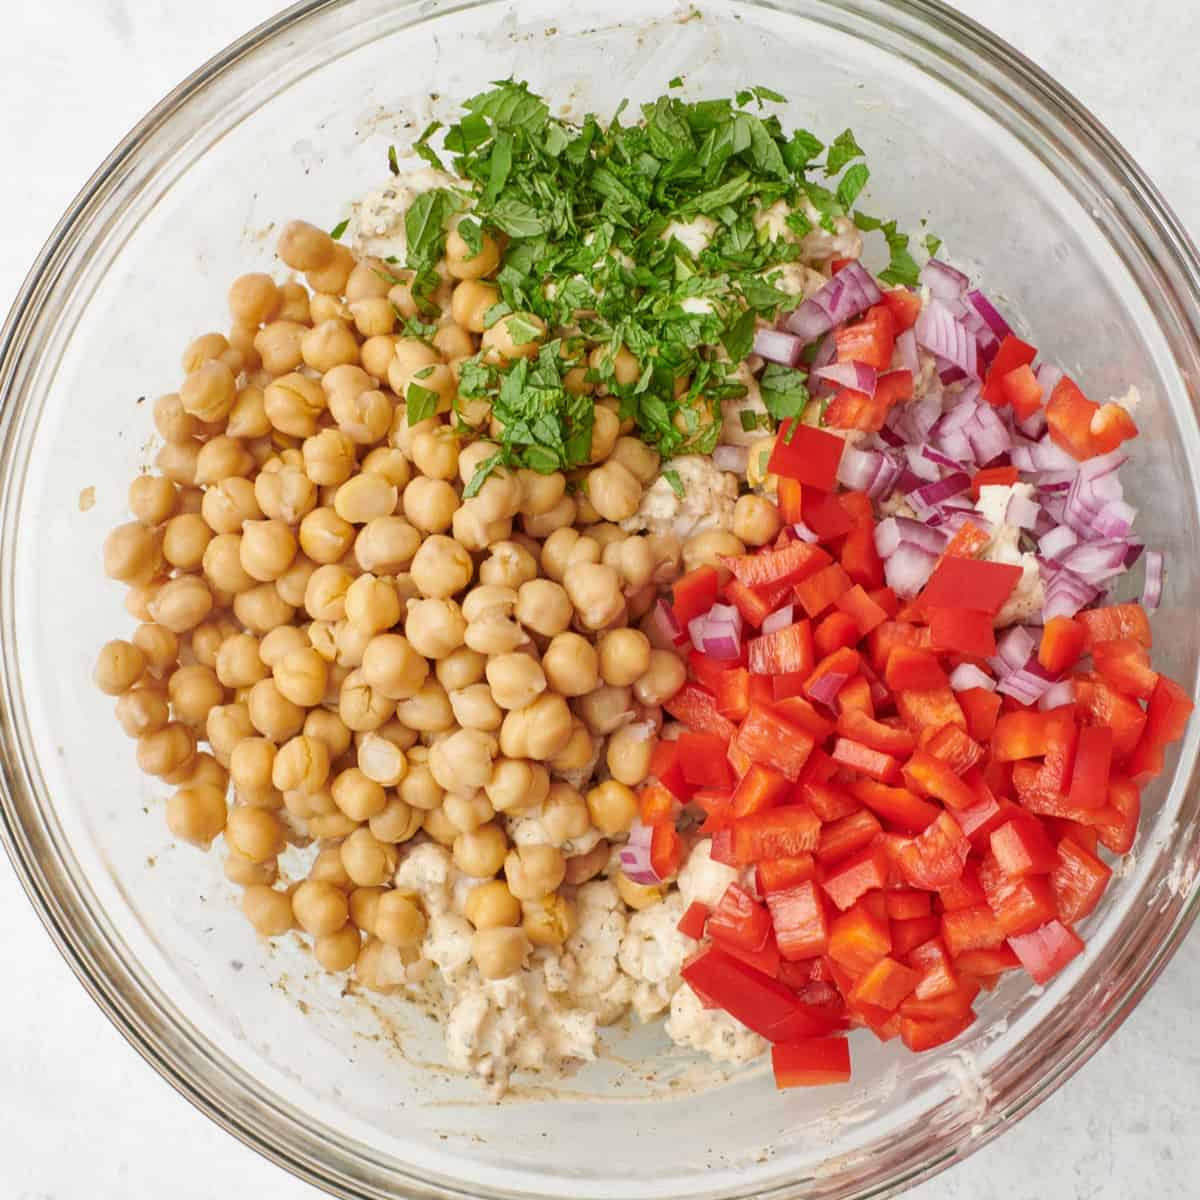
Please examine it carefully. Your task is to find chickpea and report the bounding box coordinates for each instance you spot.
[509,579,569,639]
[470,472,523,526]
[374,891,428,949]
[359,335,396,381]
[548,720,595,774]
[94,640,146,695]
[277,219,334,271]
[588,404,621,463]
[384,336,440,391]
[153,392,200,444]
[297,508,353,567]
[275,554,317,608]
[541,632,600,697]
[682,528,746,579]
[434,645,486,692]
[299,319,357,373]
[271,734,330,794]
[348,296,395,338]
[164,783,226,846]
[425,728,494,793]
[399,760,444,812]
[103,521,163,585]
[179,360,236,424]
[597,628,652,688]
[128,475,177,527]
[248,627,303,672]
[616,871,665,910]
[342,574,400,638]
[434,324,474,363]
[450,822,506,879]
[354,938,410,993]
[237,519,296,583]
[503,844,566,902]
[521,494,577,539]
[407,429,457,483]
[522,893,577,948]
[224,805,284,863]
[246,677,306,741]
[499,693,573,762]
[200,477,260,536]
[267,646,326,707]
[263,373,326,438]
[606,723,655,786]
[481,311,546,363]
[301,428,356,487]
[479,654,541,712]
[148,575,212,633]
[329,389,393,448]
[115,686,169,738]
[239,885,293,936]
[585,779,638,836]
[292,879,349,936]
[228,272,279,325]
[563,840,610,886]
[155,440,201,487]
[443,790,495,834]
[348,885,384,934]
[471,927,529,980]
[131,623,178,676]
[224,385,271,440]
[538,527,598,584]
[733,493,783,547]
[577,685,634,736]
[229,737,276,796]
[333,474,397,526]
[405,536,470,601]
[608,436,661,486]
[354,516,420,575]
[483,758,547,815]
[587,460,642,522]
[234,583,296,635]
[328,766,385,822]
[478,541,538,591]
[463,880,520,930]
[634,649,687,706]
[446,683,500,732]
[368,796,421,845]
[168,664,224,725]
[304,563,352,622]
[339,669,395,732]
[404,598,466,661]
[205,703,253,766]
[304,708,353,759]
[449,502,508,553]
[339,827,398,888]
[450,279,500,334]
[538,782,588,844]
[194,437,254,487]
[308,811,361,840]
[314,925,362,973]
[402,477,459,535]
[443,225,500,280]
[464,613,526,656]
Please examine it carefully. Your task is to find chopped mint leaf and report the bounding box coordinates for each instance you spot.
[669,75,684,88]
[836,163,869,211]
[825,128,865,176]
[505,313,544,347]
[739,410,758,432]
[663,468,685,498]
[924,233,943,257]
[786,209,814,239]
[721,307,757,364]
[329,217,349,241]
[482,301,512,329]
[414,121,445,171]
[457,216,484,258]
[404,188,460,271]
[760,363,810,421]
[387,144,400,176]
[878,220,921,287]
[464,452,503,498]
[405,381,439,425]
[783,128,824,171]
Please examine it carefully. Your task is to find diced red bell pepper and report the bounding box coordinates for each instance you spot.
[954,945,1020,978]
[885,889,932,921]
[817,810,883,865]
[805,646,861,704]
[867,620,924,673]
[638,782,679,827]
[801,487,855,541]
[721,931,783,978]
[952,787,1006,848]
[730,763,791,820]
[688,649,738,696]
[982,334,1037,405]
[1127,674,1194,784]
[841,520,886,590]
[928,607,997,658]
[671,566,720,626]
[710,826,736,866]
[822,842,890,911]
[1094,775,1141,855]
[1093,637,1158,700]
[708,883,773,953]
[925,723,984,775]
[772,1038,852,1088]
[727,742,753,782]
[958,687,1002,742]
[828,899,892,974]
[836,304,896,370]
[776,476,803,524]
[880,287,922,331]
[942,520,991,560]
[749,621,815,677]
[1038,616,1087,676]
[735,703,816,782]
[852,780,940,833]
[919,557,1022,616]
[773,695,837,742]
[970,465,1019,497]
[1074,674,1148,760]
[664,683,737,741]
[999,364,1043,420]
[938,860,988,911]
[835,675,875,718]
[678,730,734,789]
[851,955,920,1012]
[732,805,821,865]
[897,812,970,890]
[694,789,733,834]
[992,707,1075,761]
[1051,818,1101,855]
[1050,837,1112,925]
[825,385,891,432]
[795,562,854,619]
[1089,401,1139,454]
[832,738,900,784]
[891,915,941,957]
[1078,602,1152,649]
[833,584,887,637]
[651,822,683,879]
[906,937,958,998]
[895,687,966,735]
[899,978,981,1022]
[649,740,693,800]
[884,645,949,692]
[1066,724,1112,811]
[815,611,861,658]
[724,579,775,629]
[990,816,1058,878]
[941,905,1006,956]
[712,666,751,722]
[726,540,833,591]
[875,368,914,409]
[768,421,846,490]
[979,855,1058,937]
[1008,919,1085,984]
[757,854,816,894]
[836,710,915,757]
[677,901,710,940]
[801,780,860,822]
[902,750,978,810]
[767,880,831,961]
[899,1011,974,1052]
[1046,376,1101,460]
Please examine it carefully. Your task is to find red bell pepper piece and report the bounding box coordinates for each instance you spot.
[1089,402,1139,454]
[836,710,915,757]
[989,815,1058,877]
[832,738,900,784]
[897,812,970,890]
[899,1011,974,1052]
[663,683,737,741]
[676,901,710,940]
[828,899,892,974]
[891,915,941,957]
[1038,615,1087,676]
[795,562,853,619]
[836,304,896,369]
[879,287,922,331]
[817,810,883,865]
[885,889,932,921]
[841,520,886,590]
[720,931,783,978]
[982,334,1037,405]
[771,1038,852,1088]
[712,666,751,722]
[918,556,1023,616]
[693,789,733,835]
[726,540,833,591]
[1046,376,1101,460]
[835,675,875,718]
[1094,775,1141,855]
[732,805,821,865]
[678,730,734,789]
[801,487,855,541]
[825,386,889,432]
[766,880,831,961]
[1092,637,1158,700]
[734,703,816,782]
[1127,674,1194,784]
[998,364,1044,419]
[748,621,815,677]
[671,565,719,625]
[650,823,683,879]
[951,787,1005,846]
[801,780,860,822]
[902,750,978,810]
[979,855,1058,937]
[941,905,1006,956]
[953,945,1020,979]
[1007,919,1085,984]
[1066,724,1113,810]
[648,740,693,799]
[833,584,888,637]
[899,978,981,1021]
[773,695,836,742]
[815,611,861,658]
[768,421,846,490]
[822,842,890,911]
[958,687,1002,742]
[1077,602,1152,649]
[757,854,816,895]
[852,780,940,833]
[925,723,984,775]
[688,649,738,696]
[776,476,804,524]
[867,620,924,672]
[875,368,914,409]
[709,826,736,866]
[1050,837,1112,924]
[942,520,991,560]
[708,883,773,953]
[992,707,1075,761]
[938,860,988,911]
[928,607,997,658]
[884,645,949,692]
[1074,674,1147,760]
[730,763,792,820]
[638,782,679,827]
[805,646,861,704]
[850,955,920,1012]
[906,937,959,998]
[724,578,775,629]
[969,465,1019,497]
[895,687,966,735]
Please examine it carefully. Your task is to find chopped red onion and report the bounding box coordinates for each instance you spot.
[997,657,1057,704]
[1017,407,1047,439]
[792,521,820,544]
[1060,540,1132,584]
[713,444,750,475]
[753,327,806,366]
[876,424,906,448]
[965,403,1013,464]
[993,626,1037,673]
[1124,542,1145,568]
[837,446,901,499]
[814,361,878,396]
[921,445,966,472]
[808,671,852,706]
[647,599,684,649]
[762,605,795,635]
[1143,550,1165,610]
[619,821,662,885]
[895,328,919,373]
[785,262,882,342]
[908,472,972,517]
[1012,438,1078,474]
[905,444,941,482]
[1039,561,1100,620]
[1038,526,1078,560]
[883,542,939,598]
[811,331,837,371]
[875,516,947,557]
[916,301,980,379]
[950,663,996,692]
[1038,679,1076,711]
[1091,499,1137,540]
[1034,363,1064,396]
[966,289,1013,341]
[890,390,942,445]
[921,259,970,299]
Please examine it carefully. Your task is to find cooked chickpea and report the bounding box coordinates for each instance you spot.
[479,540,538,590]
[446,684,501,732]
[348,885,384,934]
[103,521,163,585]
[450,279,500,334]
[374,891,428,949]
[240,885,294,936]
[329,387,393,447]
[634,649,687,706]
[368,796,421,845]
[585,779,639,836]
[330,766,387,821]
[513,471,564,520]
[263,373,326,438]
[499,693,573,761]
[274,554,316,608]
[407,431,457,485]
[247,677,306,741]
[578,685,634,736]
[537,527,597,585]
[205,703,253,766]
[269,646,327,707]
[239,519,297,583]
[587,460,642,522]
[464,612,526,656]
[229,737,276,796]
[733,493,783,547]
[541,632,600,697]
[522,893,577,948]
[682,528,746,579]
[385,337,441,393]
[233,583,295,635]
[402,477,459,534]
[399,758,444,812]
[153,392,200,443]
[429,728,498,793]
[194,436,254,486]
[302,428,356,487]
[148,575,213,633]
[339,669,395,732]
[271,734,330,794]
[131,623,178,676]
[348,296,395,338]
[464,879,521,930]
[342,574,400,637]
[115,686,170,738]
[479,653,542,711]
[481,311,546,364]
[277,219,334,271]
[588,404,621,463]
[94,639,146,695]
[597,628,652,688]
[354,635,424,704]
[180,360,236,424]
[609,436,661,485]
[359,335,396,379]
[128,475,178,526]
[452,822,509,878]
[404,597,466,660]
[340,827,398,887]
[522,494,577,539]
[314,925,362,972]
[168,664,225,725]
[606,723,655,786]
[225,385,271,440]
[485,758,549,815]
[509,578,569,639]
[443,790,495,834]
[334,474,398,526]
[304,707,353,759]
[471,927,529,980]
[354,516,420,575]
[405,537,471,602]
[224,805,284,863]
[303,563,352,622]
[445,226,501,280]
[503,843,566,901]
[434,645,486,692]
[292,878,349,936]
[201,535,254,594]
[344,258,392,304]
[432,322,473,361]
[563,840,610,886]
[616,871,665,910]
[563,562,623,630]
[549,720,595,773]
[301,319,359,373]
[254,626,305,670]
[228,272,279,325]
[540,782,590,845]
[165,782,226,846]
[155,440,201,487]
[202,476,262,535]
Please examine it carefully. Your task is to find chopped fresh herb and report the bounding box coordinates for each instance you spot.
[878,219,921,287]
[329,217,350,241]
[456,216,484,257]
[464,452,503,498]
[388,145,400,176]
[482,301,512,329]
[924,233,943,257]
[663,468,685,497]
[760,363,810,421]
[401,314,440,342]
[669,75,684,88]
[739,410,758,432]
[825,128,865,176]
[758,449,771,478]
[721,308,757,364]
[836,162,869,211]
[414,121,446,172]
[405,381,440,425]
[505,313,544,347]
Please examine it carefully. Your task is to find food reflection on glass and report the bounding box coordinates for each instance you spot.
[93,81,1193,1095]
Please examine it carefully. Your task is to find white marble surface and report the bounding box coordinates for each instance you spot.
[1,2,1197,1197]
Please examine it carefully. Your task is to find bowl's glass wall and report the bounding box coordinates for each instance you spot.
[2,1,1199,1198]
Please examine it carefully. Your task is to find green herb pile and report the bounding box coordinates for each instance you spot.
[384,80,926,493]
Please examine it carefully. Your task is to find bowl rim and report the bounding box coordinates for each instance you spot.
[1,1,1199,1198]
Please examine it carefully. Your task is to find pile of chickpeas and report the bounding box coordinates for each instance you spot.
[93,214,764,989]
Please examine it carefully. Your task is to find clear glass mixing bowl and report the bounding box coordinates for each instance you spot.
[1,1,1199,1196]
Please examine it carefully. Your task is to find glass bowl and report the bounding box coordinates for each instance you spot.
[1,1,1198,1197]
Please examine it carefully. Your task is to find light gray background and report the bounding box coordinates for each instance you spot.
[2,2,1196,1198]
